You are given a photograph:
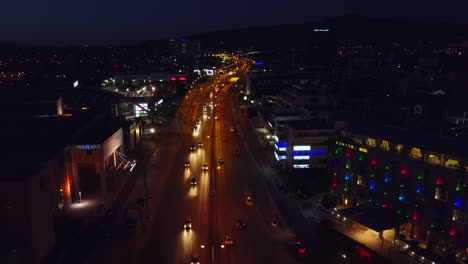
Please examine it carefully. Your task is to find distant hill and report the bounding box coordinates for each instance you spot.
[186,14,468,50]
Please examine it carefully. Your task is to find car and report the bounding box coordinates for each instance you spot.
[190,257,200,264]
[233,150,240,156]
[245,196,253,206]
[185,161,191,168]
[190,178,197,186]
[230,127,235,132]
[269,217,279,228]
[224,236,234,247]
[194,125,198,130]
[292,241,307,255]
[202,163,208,171]
[236,219,246,230]
[184,218,192,230]
[190,145,196,151]
[218,157,224,164]
[223,123,227,127]
[215,116,221,120]
[198,142,203,148]
[223,137,228,141]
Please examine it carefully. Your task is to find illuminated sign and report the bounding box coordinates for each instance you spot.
[135,103,148,117]
[179,77,187,81]
[76,144,101,150]
[194,69,201,74]
[274,152,286,161]
[155,99,163,106]
[255,62,263,65]
[204,69,214,75]
[275,142,287,151]
[73,80,79,87]
[170,77,177,81]
[293,145,311,151]
[293,164,310,169]
[314,29,330,32]
[229,77,239,82]
[294,155,310,160]
[359,147,368,153]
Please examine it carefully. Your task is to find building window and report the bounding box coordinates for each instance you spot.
[445,159,460,168]
[366,138,376,147]
[426,154,441,165]
[357,175,365,186]
[346,160,351,169]
[409,148,422,159]
[452,209,467,224]
[395,144,404,153]
[434,187,448,202]
[380,140,390,151]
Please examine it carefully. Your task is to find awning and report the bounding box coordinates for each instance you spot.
[338,204,408,232]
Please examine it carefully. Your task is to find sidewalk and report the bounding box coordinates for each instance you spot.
[296,197,421,264]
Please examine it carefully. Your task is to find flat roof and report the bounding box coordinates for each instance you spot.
[345,124,468,158]
[280,120,334,130]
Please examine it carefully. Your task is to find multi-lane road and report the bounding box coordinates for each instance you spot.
[73,58,356,264]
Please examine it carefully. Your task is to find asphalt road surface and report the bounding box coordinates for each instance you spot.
[66,60,364,264]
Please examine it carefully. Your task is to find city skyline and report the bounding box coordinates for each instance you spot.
[1,0,468,45]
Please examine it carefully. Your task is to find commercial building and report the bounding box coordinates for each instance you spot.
[274,120,334,171]
[0,89,142,264]
[330,124,468,263]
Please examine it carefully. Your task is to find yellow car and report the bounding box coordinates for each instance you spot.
[245,196,253,206]
[202,163,208,171]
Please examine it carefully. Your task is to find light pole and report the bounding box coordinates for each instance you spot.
[144,169,149,221]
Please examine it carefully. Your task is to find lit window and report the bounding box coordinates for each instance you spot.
[445,159,460,168]
[346,160,351,169]
[427,154,441,165]
[434,187,448,202]
[452,209,467,224]
[366,138,376,147]
[395,144,404,153]
[409,148,422,159]
[380,140,390,151]
[357,175,365,186]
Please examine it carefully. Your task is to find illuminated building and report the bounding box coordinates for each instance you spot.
[274,120,334,171]
[331,124,468,262]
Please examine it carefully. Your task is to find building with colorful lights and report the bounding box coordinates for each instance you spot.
[330,124,468,263]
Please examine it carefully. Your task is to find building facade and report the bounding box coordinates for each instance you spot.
[331,125,468,263]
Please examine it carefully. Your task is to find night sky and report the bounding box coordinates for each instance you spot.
[1,0,467,45]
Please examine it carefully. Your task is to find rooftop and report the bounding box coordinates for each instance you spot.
[281,120,334,130]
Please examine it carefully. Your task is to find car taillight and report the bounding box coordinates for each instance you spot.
[298,248,306,254]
